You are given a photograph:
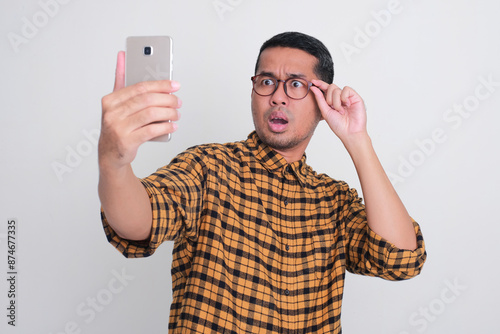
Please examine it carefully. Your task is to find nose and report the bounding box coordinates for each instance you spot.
[270,80,289,106]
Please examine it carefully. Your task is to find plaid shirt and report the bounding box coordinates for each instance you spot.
[102,131,426,333]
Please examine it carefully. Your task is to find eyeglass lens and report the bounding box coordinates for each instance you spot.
[253,75,310,99]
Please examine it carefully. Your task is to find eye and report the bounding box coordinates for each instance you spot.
[261,77,275,86]
[290,80,305,88]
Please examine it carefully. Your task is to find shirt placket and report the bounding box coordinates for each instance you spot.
[279,164,300,333]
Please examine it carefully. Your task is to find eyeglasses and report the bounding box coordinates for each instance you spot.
[251,75,313,100]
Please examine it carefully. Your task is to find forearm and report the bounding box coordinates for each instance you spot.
[344,132,417,250]
[97,52,181,242]
[98,164,153,241]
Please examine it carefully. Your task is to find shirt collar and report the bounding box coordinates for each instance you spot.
[245,131,310,185]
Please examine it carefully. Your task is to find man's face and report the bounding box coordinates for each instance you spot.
[251,47,322,158]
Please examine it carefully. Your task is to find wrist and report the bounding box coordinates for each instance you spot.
[341,131,372,156]
[98,158,133,184]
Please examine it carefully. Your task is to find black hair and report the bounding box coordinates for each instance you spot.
[254,31,334,84]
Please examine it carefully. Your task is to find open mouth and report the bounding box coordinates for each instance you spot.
[270,116,288,125]
[268,110,289,132]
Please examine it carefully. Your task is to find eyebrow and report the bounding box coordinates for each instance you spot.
[257,71,308,79]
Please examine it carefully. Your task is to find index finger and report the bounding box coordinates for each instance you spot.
[103,80,180,112]
[311,79,340,93]
[124,80,181,97]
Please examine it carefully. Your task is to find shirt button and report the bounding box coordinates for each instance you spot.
[285,289,290,296]
[286,166,292,173]
[284,199,289,206]
[285,244,290,251]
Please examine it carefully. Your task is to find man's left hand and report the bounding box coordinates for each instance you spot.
[311,80,367,143]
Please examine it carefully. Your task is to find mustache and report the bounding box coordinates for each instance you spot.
[265,106,291,117]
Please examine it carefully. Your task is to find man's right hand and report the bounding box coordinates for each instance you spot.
[98,51,181,241]
[99,51,182,171]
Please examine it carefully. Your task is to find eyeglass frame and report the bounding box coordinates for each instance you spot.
[250,74,314,100]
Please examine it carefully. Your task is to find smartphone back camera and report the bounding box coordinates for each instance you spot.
[144,46,152,55]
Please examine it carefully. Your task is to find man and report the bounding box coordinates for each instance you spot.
[99,32,426,333]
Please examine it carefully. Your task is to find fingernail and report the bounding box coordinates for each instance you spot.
[171,81,180,89]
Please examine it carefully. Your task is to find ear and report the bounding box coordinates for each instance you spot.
[317,107,324,121]
[311,88,324,121]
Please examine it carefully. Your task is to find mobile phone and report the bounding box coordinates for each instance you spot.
[125,36,173,142]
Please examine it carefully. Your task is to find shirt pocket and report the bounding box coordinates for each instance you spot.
[310,225,336,280]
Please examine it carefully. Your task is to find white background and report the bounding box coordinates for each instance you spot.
[1,0,499,333]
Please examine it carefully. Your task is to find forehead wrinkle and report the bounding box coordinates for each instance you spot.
[256,71,308,80]
[257,46,318,80]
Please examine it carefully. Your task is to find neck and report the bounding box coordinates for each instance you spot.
[273,145,307,163]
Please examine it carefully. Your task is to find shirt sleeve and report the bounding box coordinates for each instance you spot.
[101,148,207,258]
[341,185,427,280]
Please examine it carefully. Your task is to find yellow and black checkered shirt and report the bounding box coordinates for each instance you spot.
[102,131,426,333]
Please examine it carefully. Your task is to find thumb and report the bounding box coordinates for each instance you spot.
[113,51,125,92]
[310,86,331,115]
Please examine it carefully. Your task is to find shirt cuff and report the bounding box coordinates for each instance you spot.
[100,179,164,258]
[364,221,427,280]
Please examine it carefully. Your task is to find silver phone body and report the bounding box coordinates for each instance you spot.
[125,36,173,142]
